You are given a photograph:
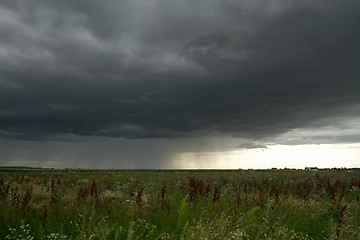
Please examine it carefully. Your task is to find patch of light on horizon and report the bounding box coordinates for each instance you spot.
[172,143,360,169]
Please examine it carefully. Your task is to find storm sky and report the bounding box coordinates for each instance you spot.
[1,0,360,168]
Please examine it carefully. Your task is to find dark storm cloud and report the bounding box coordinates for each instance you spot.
[1,0,360,142]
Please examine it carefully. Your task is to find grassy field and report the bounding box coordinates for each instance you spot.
[1,169,360,239]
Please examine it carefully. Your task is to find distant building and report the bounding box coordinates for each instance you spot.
[305,167,318,171]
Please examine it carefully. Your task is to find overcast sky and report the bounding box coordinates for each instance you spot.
[1,0,360,168]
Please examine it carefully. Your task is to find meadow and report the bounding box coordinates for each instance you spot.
[1,169,360,239]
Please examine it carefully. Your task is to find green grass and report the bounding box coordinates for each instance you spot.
[1,169,360,239]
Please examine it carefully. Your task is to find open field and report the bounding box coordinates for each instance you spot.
[1,169,360,239]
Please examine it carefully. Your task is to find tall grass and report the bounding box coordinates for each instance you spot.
[0,170,360,239]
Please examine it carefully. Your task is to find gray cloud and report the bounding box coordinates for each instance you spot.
[0,136,243,168]
[235,142,268,150]
[1,0,360,145]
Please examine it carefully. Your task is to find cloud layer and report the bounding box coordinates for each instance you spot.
[1,0,360,143]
